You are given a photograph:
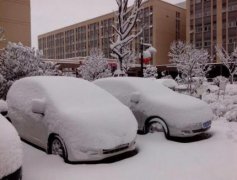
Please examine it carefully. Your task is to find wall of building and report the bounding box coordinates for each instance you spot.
[0,0,31,49]
[186,0,237,60]
[38,0,186,65]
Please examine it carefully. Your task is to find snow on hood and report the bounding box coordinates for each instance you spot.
[0,115,22,179]
[56,105,137,152]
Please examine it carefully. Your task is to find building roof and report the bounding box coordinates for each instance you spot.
[175,1,186,9]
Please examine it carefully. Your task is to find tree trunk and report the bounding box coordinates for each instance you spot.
[230,74,234,84]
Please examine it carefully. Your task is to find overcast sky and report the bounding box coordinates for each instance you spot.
[31,0,184,48]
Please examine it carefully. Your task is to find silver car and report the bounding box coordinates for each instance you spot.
[94,77,213,139]
[7,76,137,163]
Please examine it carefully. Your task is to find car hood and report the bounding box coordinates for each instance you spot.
[142,92,213,128]
[46,105,138,151]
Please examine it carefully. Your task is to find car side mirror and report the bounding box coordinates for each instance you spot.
[31,99,46,116]
[130,92,140,104]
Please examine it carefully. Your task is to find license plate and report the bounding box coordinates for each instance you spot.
[202,121,211,128]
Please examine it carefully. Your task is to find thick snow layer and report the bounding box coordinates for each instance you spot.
[0,115,22,179]
[95,77,213,128]
[0,99,7,112]
[22,120,237,180]
[156,79,178,89]
[203,83,237,122]
[7,76,137,161]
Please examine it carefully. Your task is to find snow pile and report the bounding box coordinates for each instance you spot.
[0,99,7,112]
[203,83,237,122]
[7,76,137,161]
[0,115,22,179]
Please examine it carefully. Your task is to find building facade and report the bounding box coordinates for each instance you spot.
[0,0,31,48]
[186,0,237,58]
[38,0,186,65]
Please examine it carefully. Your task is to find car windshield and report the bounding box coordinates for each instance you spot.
[33,77,120,110]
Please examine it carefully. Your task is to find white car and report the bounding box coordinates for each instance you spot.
[7,76,137,163]
[0,115,22,180]
[94,77,213,138]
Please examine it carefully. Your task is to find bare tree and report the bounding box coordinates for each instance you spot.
[169,41,211,94]
[110,0,143,72]
[216,46,237,84]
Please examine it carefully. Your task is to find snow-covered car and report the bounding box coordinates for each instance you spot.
[94,77,213,138]
[7,76,137,163]
[0,115,22,180]
[156,79,178,90]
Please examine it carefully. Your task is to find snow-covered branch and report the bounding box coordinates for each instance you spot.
[169,41,212,94]
[216,46,237,84]
[111,0,143,71]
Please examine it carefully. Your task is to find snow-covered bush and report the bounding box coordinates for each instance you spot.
[144,65,158,78]
[216,46,237,84]
[0,42,60,99]
[78,49,112,81]
[213,76,229,87]
[202,83,237,122]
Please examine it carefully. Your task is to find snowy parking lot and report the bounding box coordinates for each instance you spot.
[22,120,237,180]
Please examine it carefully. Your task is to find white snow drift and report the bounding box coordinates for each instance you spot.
[95,77,213,137]
[0,115,22,179]
[7,76,138,162]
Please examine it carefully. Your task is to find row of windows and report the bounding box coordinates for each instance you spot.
[39,6,158,59]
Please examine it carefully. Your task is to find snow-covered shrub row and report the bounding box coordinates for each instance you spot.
[202,84,237,122]
[0,42,60,99]
[78,49,112,81]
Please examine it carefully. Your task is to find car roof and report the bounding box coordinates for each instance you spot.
[95,77,172,94]
[8,76,124,109]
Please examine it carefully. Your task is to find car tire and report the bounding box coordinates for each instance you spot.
[147,118,170,139]
[49,135,68,162]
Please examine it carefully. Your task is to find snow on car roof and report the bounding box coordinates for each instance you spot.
[10,76,123,110]
[0,115,22,179]
[96,77,173,94]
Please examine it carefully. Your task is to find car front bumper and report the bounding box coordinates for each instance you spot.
[170,120,212,137]
[67,140,136,163]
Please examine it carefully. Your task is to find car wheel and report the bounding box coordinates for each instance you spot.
[147,119,170,139]
[49,135,68,161]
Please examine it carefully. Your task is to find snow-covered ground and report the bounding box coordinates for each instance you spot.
[22,120,237,180]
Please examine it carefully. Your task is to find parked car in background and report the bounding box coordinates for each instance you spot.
[156,79,178,91]
[94,77,213,139]
[0,115,22,180]
[7,76,137,163]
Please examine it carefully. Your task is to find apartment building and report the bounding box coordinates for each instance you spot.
[38,0,186,65]
[0,0,31,48]
[186,0,237,58]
